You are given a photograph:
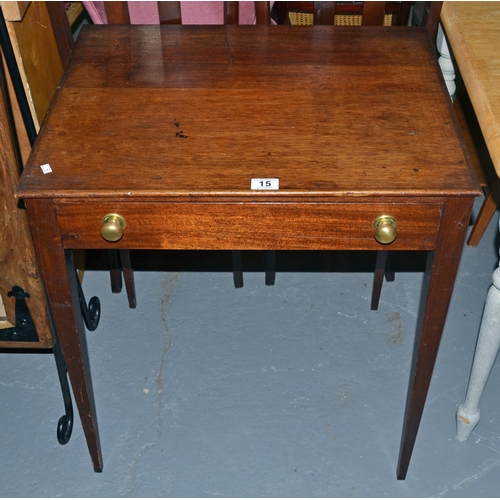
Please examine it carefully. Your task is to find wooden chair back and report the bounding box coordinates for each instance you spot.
[103,1,270,25]
[48,2,441,68]
[274,2,441,42]
[47,1,271,68]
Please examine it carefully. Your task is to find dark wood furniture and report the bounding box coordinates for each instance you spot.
[275,1,412,28]
[17,23,479,479]
[101,0,270,25]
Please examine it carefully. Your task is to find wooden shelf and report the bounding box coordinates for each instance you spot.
[66,1,83,27]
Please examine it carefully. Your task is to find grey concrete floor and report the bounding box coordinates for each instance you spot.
[1,196,500,497]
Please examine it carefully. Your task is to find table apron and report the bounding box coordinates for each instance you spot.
[55,200,444,251]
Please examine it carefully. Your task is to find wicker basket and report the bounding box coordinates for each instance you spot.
[288,11,394,26]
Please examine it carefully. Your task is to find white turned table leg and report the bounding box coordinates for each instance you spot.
[456,222,500,441]
[437,23,456,99]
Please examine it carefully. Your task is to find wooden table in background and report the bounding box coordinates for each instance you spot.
[17,25,480,478]
[440,2,500,443]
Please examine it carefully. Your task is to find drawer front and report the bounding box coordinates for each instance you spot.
[56,200,444,251]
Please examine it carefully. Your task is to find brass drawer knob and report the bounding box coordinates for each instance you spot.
[101,214,126,242]
[373,215,397,245]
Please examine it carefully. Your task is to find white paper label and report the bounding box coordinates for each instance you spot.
[40,163,52,174]
[251,178,279,190]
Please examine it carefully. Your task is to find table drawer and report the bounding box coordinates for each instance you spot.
[56,200,444,251]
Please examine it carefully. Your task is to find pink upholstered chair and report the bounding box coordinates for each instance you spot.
[83,1,266,25]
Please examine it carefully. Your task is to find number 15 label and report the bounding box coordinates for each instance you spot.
[251,178,280,190]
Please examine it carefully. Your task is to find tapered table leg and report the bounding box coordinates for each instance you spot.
[108,249,123,293]
[371,250,389,310]
[232,250,243,288]
[265,250,276,286]
[467,178,500,247]
[25,199,103,472]
[457,217,500,441]
[397,197,473,480]
[118,249,136,308]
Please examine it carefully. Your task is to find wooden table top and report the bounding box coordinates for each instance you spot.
[18,25,479,200]
[441,2,500,177]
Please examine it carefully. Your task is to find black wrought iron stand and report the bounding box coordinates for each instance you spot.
[0,6,100,445]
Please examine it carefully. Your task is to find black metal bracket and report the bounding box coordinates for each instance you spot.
[50,257,103,445]
[0,286,39,342]
[76,268,101,331]
[0,6,85,449]
[51,265,101,443]
[0,286,74,443]
[52,336,73,445]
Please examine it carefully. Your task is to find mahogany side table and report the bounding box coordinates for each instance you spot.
[17,25,480,478]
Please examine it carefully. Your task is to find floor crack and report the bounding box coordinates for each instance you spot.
[157,273,180,438]
[118,272,180,495]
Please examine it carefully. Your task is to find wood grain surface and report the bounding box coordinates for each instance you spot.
[55,198,444,251]
[0,64,53,348]
[7,1,64,127]
[18,25,479,200]
[441,2,500,177]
